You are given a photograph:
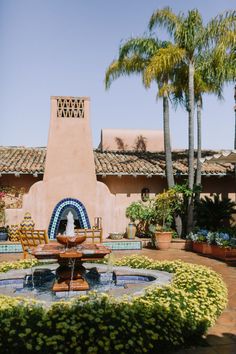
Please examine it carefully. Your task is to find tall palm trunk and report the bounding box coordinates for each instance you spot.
[163,92,175,188]
[196,97,202,187]
[163,91,182,235]
[234,85,236,199]
[187,60,195,233]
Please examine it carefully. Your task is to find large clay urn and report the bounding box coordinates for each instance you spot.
[126,222,136,239]
[154,231,172,250]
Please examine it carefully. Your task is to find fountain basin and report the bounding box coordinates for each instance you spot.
[0,263,173,303]
[56,234,86,247]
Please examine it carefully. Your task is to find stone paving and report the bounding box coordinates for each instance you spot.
[1,248,236,354]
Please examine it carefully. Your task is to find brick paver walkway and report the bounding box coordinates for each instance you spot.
[1,249,236,353]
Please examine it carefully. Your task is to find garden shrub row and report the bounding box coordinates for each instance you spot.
[0,255,227,354]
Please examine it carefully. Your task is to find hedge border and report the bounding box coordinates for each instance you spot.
[0,255,228,354]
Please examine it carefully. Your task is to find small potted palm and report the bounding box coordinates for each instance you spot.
[150,189,180,250]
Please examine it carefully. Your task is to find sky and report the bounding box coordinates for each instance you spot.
[0,0,235,150]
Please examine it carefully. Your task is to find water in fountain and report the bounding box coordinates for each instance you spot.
[0,262,173,302]
[68,258,76,296]
[27,248,36,293]
[65,211,75,236]
[103,253,115,289]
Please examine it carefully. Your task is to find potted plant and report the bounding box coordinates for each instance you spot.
[125,201,139,239]
[0,226,8,241]
[0,192,8,241]
[150,189,180,250]
[125,200,154,239]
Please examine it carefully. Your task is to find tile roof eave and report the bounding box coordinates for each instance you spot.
[0,172,44,175]
[0,172,231,177]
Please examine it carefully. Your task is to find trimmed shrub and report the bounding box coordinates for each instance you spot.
[0,259,39,273]
[0,255,227,353]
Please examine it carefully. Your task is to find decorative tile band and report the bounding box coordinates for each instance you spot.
[48,198,91,239]
[0,243,22,253]
[102,241,142,250]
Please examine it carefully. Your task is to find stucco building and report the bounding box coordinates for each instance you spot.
[0,96,235,238]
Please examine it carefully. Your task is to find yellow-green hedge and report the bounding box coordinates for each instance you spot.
[0,255,227,354]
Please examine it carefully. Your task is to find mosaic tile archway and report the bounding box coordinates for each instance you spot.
[48,198,91,239]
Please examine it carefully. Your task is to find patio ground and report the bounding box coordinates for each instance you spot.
[1,248,236,354]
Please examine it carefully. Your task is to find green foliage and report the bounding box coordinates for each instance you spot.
[0,259,39,273]
[0,256,227,353]
[153,189,180,229]
[125,200,153,223]
[195,195,236,231]
[126,189,180,234]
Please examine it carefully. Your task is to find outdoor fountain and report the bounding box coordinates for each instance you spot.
[0,212,173,302]
[32,211,111,293]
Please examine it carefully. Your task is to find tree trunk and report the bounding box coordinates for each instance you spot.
[163,93,175,188]
[196,97,202,188]
[163,92,182,235]
[234,85,236,201]
[187,60,195,233]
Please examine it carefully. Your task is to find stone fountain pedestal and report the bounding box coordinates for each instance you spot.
[31,241,111,293]
[53,251,89,292]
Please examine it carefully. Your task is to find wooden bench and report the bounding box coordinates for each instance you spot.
[74,228,103,243]
[18,230,49,259]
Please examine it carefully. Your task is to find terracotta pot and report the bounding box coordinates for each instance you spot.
[154,231,172,250]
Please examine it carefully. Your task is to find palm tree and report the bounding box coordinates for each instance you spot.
[105,38,183,189]
[149,7,236,231]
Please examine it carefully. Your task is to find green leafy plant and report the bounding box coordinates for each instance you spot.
[195,195,236,231]
[126,200,155,236]
[152,189,181,231]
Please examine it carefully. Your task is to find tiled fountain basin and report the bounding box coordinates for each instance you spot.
[0,263,173,303]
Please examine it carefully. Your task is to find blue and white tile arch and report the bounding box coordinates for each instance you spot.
[48,198,91,239]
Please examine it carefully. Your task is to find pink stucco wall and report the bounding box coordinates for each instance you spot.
[4,173,236,237]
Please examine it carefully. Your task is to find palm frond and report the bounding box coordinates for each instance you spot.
[149,7,181,36]
[119,37,164,60]
[105,56,147,89]
[205,10,236,47]
[175,9,204,58]
[143,45,185,88]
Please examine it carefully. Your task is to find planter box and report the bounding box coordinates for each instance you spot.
[211,245,236,260]
[170,239,192,251]
[192,242,212,255]
[192,242,204,253]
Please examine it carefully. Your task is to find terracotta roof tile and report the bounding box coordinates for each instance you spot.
[0,146,234,176]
